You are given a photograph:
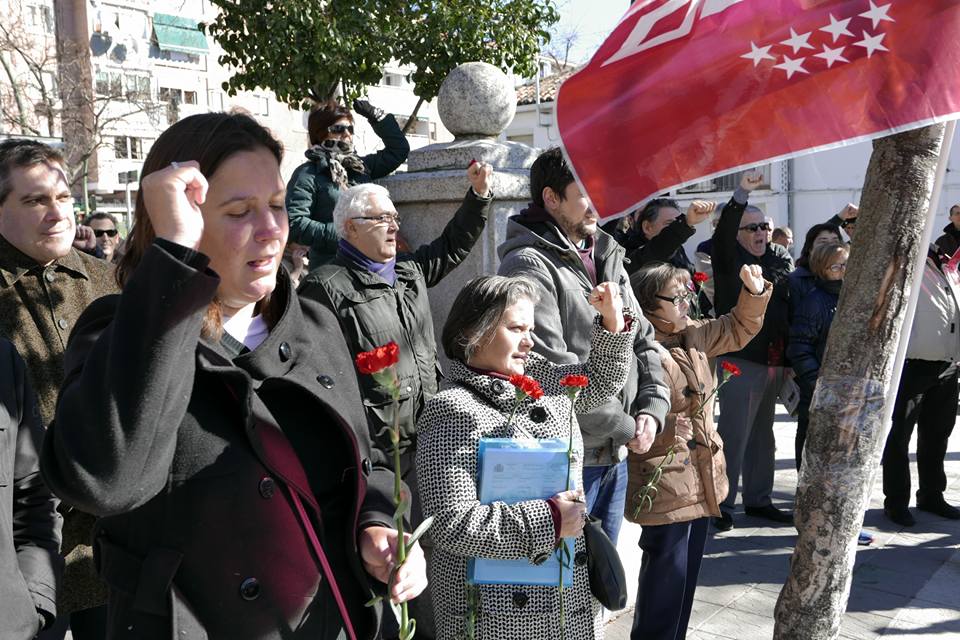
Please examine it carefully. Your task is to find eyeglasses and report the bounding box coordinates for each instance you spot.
[350,212,401,226]
[92,228,118,238]
[828,263,847,272]
[739,222,772,233]
[328,124,355,135]
[655,291,694,306]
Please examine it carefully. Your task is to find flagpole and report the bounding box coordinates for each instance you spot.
[878,118,957,434]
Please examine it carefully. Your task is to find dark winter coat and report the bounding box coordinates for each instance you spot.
[300,188,491,458]
[711,197,794,366]
[623,215,696,276]
[0,234,116,613]
[40,240,397,640]
[497,206,671,466]
[786,278,841,397]
[935,223,960,257]
[787,266,816,320]
[0,339,62,639]
[286,116,410,268]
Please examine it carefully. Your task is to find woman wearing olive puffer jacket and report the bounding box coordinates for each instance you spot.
[625,263,770,640]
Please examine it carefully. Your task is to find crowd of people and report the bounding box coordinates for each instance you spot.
[0,99,958,640]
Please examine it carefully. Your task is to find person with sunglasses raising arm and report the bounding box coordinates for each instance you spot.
[286,98,410,270]
[708,170,795,532]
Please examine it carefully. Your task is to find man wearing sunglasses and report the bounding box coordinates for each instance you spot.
[84,213,121,262]
[710,170,795,532]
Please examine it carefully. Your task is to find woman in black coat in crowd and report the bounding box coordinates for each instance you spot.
[786,241,848,468]
[786,222,843,316]
[40,113,425,640]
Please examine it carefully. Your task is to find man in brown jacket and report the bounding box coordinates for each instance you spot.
[0,140,117,638]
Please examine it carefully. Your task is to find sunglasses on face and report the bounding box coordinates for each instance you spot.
[328,124,355,135]
[656,290,694,307]
[739,222,772,233]
[350,212,401,226]
[93,229,118,238]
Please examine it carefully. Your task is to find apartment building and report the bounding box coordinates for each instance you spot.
[1,0,454,222]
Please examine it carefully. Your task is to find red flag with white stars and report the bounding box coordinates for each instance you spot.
[555,0,960,219]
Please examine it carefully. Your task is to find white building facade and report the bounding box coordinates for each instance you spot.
[502,76,960,256]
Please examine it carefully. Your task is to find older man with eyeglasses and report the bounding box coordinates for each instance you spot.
[709,170,795,532]
[299,163,492,639]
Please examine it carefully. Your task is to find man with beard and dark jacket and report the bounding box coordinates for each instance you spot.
[497,148,671,545]
[300,164,493,640]
[0,338,62,640]
[711,170,794,532]
[935,203,960,257]
[286,99,410,269]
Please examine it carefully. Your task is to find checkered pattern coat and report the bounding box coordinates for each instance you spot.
[416,314,638,639]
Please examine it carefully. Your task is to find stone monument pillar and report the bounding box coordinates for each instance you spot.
[378,62,540,369]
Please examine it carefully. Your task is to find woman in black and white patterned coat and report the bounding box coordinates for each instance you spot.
[416,275,639,640]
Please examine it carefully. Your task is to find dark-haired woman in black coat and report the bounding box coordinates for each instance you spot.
[41,112,425,640]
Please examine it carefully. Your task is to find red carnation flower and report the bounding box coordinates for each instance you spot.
[559,374,590,389]
[693,272,709,284]
[720,361,741,377]
[508,374,544,400]
[356,342,400,374]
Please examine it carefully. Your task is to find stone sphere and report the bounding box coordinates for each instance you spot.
[437,62,517,137]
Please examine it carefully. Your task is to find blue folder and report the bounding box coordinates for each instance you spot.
[467,438,575,587]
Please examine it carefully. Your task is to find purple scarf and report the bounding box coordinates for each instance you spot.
[338,239,397,286]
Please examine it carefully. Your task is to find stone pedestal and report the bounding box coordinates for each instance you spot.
[378,63,538,370]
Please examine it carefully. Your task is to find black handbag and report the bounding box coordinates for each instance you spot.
[583,515,628,610]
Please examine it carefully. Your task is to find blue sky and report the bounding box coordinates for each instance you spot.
[552,0,630,64]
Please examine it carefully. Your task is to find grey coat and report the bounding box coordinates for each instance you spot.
[497,211,670,465]
[0,339,62,639]
[416,315,638,640]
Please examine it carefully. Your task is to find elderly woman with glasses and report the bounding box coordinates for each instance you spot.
[625,262,770,640]
[286,98,410,270]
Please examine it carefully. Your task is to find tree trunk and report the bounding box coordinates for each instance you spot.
[773,123,948,639]
[0,50,33,135]
[403,96,426,134]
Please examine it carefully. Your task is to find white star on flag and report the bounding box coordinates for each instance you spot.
[773,55,809,79]
[854,31,889,57]
[820,14,854,42]
[860,1,895,29]
[780,28,815,54]
[741,41,777,66]
[815,44,849,68]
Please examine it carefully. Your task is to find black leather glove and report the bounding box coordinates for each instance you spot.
[353,98,386,122]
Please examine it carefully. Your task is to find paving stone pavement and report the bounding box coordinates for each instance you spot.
[606,405,960,640]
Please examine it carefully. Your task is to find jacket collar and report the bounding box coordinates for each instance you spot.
[498,205,623,271]
[0,233,90,286]
[447,356,548,414]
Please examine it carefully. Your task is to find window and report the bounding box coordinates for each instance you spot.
[183,90,197,105]
[207,89,225,110]
[394,115,436,140]
[252,95,269,116]
[381,72,408,88]
[27,4,54,32]
[159,87,197,105]
[114,137,145,160]
[677,164,773,194]
[124,74,151,101]
[95,71,123,96]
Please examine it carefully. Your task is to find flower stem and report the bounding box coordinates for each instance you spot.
[390,386,411,638]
